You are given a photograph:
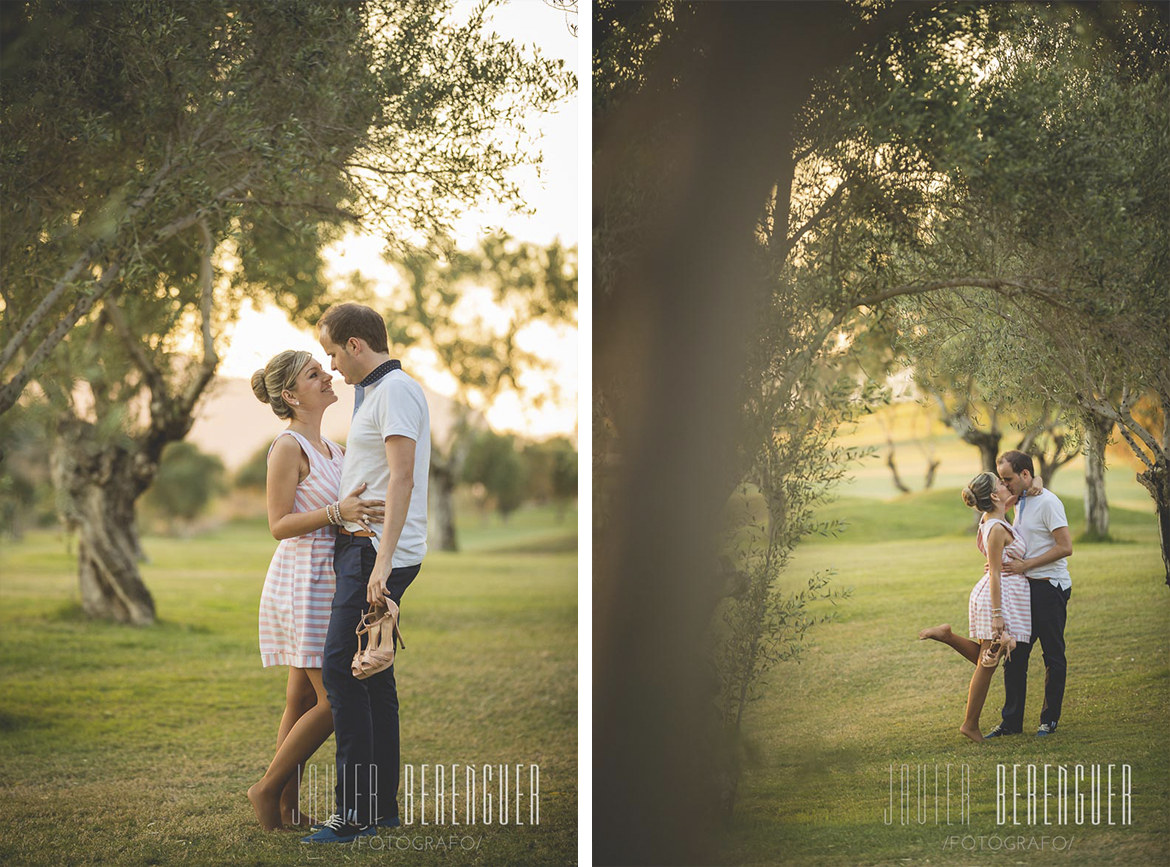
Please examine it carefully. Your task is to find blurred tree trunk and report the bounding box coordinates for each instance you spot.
[1136,464,1170,586]
[51,420,155,625]
[971,430,1002,472]
[429,454,460,552]
[593,3,921,863]
[1083,411,1113,539]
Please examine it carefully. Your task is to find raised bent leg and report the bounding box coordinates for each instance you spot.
[919,623,981,665]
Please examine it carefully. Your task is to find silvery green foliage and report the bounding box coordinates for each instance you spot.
[716,370,871,731]
[0,0,576,415]
[876,4,1167,462]
[882,4,1169,577]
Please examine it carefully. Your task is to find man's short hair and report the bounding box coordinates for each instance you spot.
[318,303,388,354]
[997,449,1035,477]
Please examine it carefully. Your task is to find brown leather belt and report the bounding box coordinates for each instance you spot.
[338,527,376,538]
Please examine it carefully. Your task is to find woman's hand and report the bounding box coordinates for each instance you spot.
[992,614,1005,637]
[338,482,385,531]
[1026,476,1045,498]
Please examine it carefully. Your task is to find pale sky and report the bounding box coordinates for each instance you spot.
[215,0,578,440]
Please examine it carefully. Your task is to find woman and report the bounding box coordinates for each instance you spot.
[246,349,384,831]
[918,471,1033,743]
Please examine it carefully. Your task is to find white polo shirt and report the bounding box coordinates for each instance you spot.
[338,368,430,567]
[1012,489,1070,590]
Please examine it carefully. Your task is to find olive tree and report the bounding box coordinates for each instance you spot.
[385,234,576,550]
[0,0,574,622]
[899,3,1169,572]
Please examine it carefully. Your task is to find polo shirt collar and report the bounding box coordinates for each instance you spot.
[358,359,401,388]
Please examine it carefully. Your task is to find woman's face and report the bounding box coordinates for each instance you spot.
[989,477,1010,507]
[286,359,337,414]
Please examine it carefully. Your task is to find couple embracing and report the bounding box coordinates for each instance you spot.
[246,303,430,843]
[920,450,1074,744]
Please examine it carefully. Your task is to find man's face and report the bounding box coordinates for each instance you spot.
[997,462,1032,497]
[319,326,360,385]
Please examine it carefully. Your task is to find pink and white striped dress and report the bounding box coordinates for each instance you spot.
[968,517,1032,643]
[258,430,343,668]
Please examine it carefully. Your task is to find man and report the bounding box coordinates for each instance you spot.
[303,303,431,843]
[985,450,1073,739]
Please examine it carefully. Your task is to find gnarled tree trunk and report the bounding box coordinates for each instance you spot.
[1083,412,1113,539]
[932,391,1001,472]
[51,420,156,625]
[1136,462,1170,587]
[972,430,1002,473]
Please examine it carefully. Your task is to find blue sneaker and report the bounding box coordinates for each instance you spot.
[301,813,376,844]
[1036,721,1058,737]
[984,723,1021,738]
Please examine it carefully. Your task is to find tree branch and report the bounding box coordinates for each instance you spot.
[1117,423,1156,471]
[0,174,247,418]
[218,195,360,223]
[0,253,127,416]
[178,219,220,416]
[0,156,177,373]
[0,243,100,374]
[101,290,166,402]
[786,180,847,253]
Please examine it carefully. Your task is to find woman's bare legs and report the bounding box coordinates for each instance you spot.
[272,668,314,825]
[919,623,981,665]
[277,668,331,826]
[248,667,334,831]
[959,640,1001,743]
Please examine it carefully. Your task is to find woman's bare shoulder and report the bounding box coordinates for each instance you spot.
[269,433,303,457]
[987,520,1013,542]
[269,433,311,469]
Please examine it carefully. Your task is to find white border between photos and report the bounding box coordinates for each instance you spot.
[577,1,593,863]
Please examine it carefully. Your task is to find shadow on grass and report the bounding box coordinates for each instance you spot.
[1075,531,1138,545]
[0,710,34,732]
[43,601,213,634]
[486,532,579,555]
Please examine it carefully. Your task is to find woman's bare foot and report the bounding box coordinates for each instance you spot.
[959,723,985,744]
[280,805,317,828]
[919,623,952,641]
[247,781,283,832]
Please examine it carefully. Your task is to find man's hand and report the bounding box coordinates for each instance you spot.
[367,572,395,608]
[1011,527,1072,577]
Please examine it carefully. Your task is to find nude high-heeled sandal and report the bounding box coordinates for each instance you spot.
[980,632,1016,667]
[351,603,405,680]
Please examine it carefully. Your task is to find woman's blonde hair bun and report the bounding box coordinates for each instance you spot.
[252,350,313,420]
[961,471,998,512]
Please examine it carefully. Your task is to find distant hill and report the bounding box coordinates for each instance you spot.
[187,376,475,470]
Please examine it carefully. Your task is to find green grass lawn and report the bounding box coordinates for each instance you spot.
[721,477,1169,866]
[0,505,577,867]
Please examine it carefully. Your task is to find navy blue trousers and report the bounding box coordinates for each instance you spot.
[324,534,419,826]
[1000,580,1070,730]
